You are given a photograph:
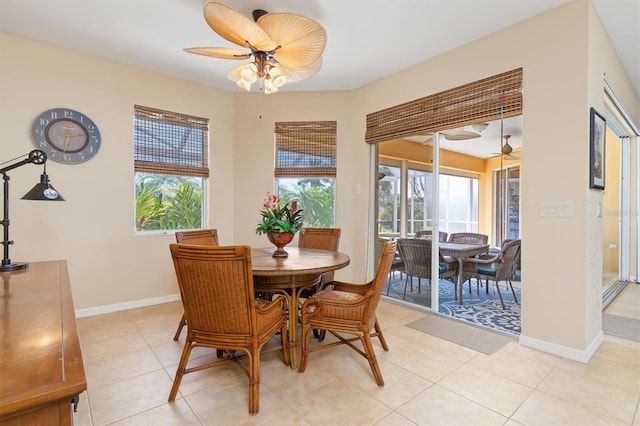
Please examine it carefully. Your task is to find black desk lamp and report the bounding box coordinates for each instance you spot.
[0,150,64,272]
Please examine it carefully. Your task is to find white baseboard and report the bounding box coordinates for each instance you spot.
[519,331,604,363]
[75,293,181,318]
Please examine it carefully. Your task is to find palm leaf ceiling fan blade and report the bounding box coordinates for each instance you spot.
[203,2,276,51]
[183,47,251,60]
[257,13,327,68]
[279,58,323,82]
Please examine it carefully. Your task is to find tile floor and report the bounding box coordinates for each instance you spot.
[74,292,640,425]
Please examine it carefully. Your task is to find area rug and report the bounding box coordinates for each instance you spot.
[384,275,521,335]
[603,314,640,342]
[407,313,514,355]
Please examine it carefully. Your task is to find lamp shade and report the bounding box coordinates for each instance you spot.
[21,172,64,201]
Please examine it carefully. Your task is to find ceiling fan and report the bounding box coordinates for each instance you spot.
[184,1,327,94]
[495,134,521,160]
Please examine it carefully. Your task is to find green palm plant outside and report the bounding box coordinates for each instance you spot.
[278,180,334,227]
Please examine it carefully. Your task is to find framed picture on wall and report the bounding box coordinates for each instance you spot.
[589,107,606,190]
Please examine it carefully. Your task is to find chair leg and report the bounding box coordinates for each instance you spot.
[494,280,506,309]
[508,279,519,304]
[298,326,312,373]
[168,341,194,401]
[173,313,186,341]
[402,276,410,299]
[362,332,384,386]
[374,318,389,351]
[248,351,259,414]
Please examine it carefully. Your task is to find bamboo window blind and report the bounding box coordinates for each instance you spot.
[365,68,523,144]
[275,121,337,178]
[134,105,209,178]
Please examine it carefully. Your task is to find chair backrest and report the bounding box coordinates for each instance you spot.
[495,239,521,280]
[298,228,341,251]
[397,238,434,280]
[169,244,255,336]
[175,229,219,246]
[414,230,448,242]
[367,240,398,317]
[448,232,488,245]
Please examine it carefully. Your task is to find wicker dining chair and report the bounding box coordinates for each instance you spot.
[448,232,489,294]
[396,238,457,299]
[298,240,397,386]
[462,239,521,309]
[298,227,341,290]
[414,229,448,242]
[168,244,289,414]
[172,228,219,340]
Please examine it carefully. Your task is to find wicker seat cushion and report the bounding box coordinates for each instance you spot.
[303,289,364,314]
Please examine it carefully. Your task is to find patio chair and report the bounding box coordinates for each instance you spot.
[462,239,521,309]
[397,238,457,299]
[448,232,489,295]
[168,244,289,414]
[297,240,397,385]
[172,228,219,340]
[415,229,448,242]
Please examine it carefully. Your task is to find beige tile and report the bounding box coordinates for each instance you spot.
[111,398,200,425]
[384,345,467,383]
[595,336,640,372]
[73,390,93,426]
[89,370,175,425]
[185,381,283,425]
[166,355,253,399]
[465,345,557,388]
[512,389,628,425]
[604,284,640,319]
[537,366,637,424]
[80,329,150,362]
[373,411,417,426]
[85,346,164,390]
[287,379,392,425]
[241,404,312,426]
[397,384,507,425]
[437,364,533,417]
[330,356,434,409]
[556,353,640,394]
[77,312,135,343]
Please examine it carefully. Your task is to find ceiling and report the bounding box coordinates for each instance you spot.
[0,0,636,158]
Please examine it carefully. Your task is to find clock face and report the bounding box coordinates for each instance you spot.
[31,108,101,164]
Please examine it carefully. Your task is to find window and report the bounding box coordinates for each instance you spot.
[408,168,478,235]
[134,105,209,233]
[274,121,336,227]
[378,161,479,238]
[494,165,520,242]
[378,165,401,236]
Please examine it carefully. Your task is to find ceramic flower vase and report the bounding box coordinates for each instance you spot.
[267,231,295,258]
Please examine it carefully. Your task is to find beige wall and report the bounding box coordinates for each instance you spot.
[1,0,638,359]
[1,33,235,310]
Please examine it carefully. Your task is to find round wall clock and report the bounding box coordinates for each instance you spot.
[31,108,101,164]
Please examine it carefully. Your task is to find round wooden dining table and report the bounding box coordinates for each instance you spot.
[251,247,350,368]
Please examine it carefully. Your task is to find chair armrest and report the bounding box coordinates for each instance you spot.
[463,253,501,266]
[330,280,373,296]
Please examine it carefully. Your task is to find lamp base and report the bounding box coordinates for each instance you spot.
[0,262,29,272]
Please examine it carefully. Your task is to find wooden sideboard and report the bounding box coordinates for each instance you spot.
[0,260,86,425]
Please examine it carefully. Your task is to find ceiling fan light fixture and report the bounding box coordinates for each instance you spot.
[186,2,326,94]
[236,78,252,91]
[471,122,489,133]
[240,63,258,83]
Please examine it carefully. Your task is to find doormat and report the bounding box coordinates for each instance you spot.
[603,314,640,342]
[407,313,515,355]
